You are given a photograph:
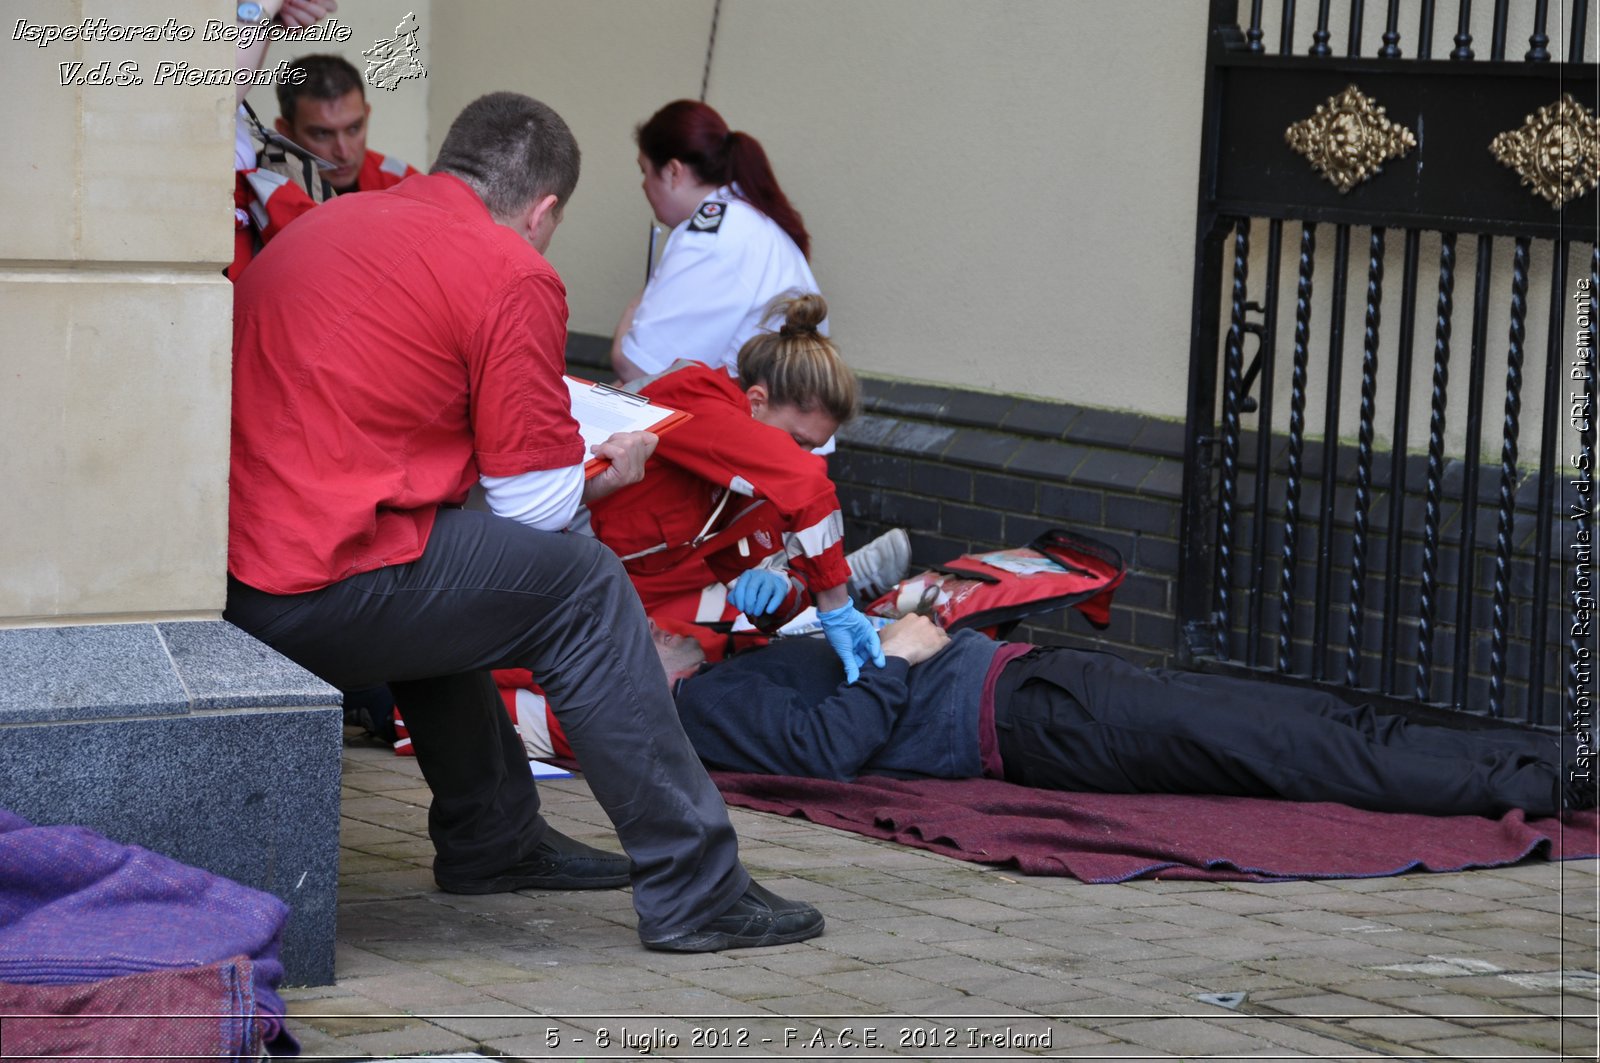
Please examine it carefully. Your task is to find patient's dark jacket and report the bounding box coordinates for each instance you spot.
[673,630,1000,781]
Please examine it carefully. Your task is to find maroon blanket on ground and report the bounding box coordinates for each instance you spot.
[0,959,266,1061]
[710,773,1600,882]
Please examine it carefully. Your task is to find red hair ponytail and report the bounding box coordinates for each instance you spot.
[636,100,811,259]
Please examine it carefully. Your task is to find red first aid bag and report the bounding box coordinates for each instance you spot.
[862,528,1126,638]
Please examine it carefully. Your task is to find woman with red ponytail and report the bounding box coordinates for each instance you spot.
[612,100,825,384]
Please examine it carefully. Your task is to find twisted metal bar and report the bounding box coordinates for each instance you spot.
[1214,219,1253,661]
[1489,237,1532,717]
[1279,223,1316,674]
[1571,0,1590,61]
[1346,229,1386,687]
[1280,0,1299,53]
[1248,0,1266,51]
[1417,233,1456,701]
[1529,242,1569,724]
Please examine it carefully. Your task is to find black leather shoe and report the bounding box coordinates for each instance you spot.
[435,828,630,894]
[642,881,824,952]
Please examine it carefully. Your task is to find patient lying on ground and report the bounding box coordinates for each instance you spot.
[647,614,1589,820]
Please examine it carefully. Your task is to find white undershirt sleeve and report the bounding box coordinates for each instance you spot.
[480,464,586,531]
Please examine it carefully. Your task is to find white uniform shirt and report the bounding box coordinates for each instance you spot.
[621,186,825,377]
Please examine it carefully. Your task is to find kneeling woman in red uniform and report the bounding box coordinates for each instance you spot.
[587,293,883,681]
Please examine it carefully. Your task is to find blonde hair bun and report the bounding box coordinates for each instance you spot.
[773,292,827,337]
[736,291,858,424]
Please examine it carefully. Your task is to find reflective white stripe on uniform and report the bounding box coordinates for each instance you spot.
[695,581,729,622]
[513,689,555,759]
[784,510,844,560]
[244,168,293,200]
[378,153,413,179]
[243,168,294,229]
[728,475,756,497]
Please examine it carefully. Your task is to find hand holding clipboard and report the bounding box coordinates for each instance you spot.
[565,376,692,500]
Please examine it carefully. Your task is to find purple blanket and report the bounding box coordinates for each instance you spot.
[711,773,1600,882]
[0,809,294,1052]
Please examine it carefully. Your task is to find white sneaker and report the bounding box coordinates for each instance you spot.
[845,528,912,602]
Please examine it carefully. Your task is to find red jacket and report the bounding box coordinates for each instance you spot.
[231,149,419,280]
[588,363,851,621]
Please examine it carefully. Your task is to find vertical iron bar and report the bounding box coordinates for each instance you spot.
[1381,0,1402,56]
[1382,230,1422,694]
[1248,0,1266,50]
[1214,219,1253,661]
[1346,228,1386,688]
[1311,0,1333,55]
[1529,243,1569,725]
[1488,237,1532,718]
[1279,223,1317,674]
[1570,0,1590,61]
[1348,0,1366,55]
[1175,0,1241,666]
[1280,0,1298,53]
[1490,0,1509,59]
[1417,233,1458,700]
[1315,226,1353,680]
[1249,221,1285,667]
[1526,0,1551,60]
[1417,0,1437,58]
[1452,236,1496,710]
[1452,0,1475,60]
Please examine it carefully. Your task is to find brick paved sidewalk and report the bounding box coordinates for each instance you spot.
[280,742,1600,1061]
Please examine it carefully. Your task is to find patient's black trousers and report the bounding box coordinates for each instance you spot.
[991,647,1561,818]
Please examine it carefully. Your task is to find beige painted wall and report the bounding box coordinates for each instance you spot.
[428,1,1209,415]
[426,0,718,348]
[1,0,237,623]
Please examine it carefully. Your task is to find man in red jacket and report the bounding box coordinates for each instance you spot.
[273,54,418,194]
[232,55,420,278]
[227,92,823,954]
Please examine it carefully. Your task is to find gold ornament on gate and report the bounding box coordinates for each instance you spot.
[1284,85,1417,193]
[1489,94,1599,208]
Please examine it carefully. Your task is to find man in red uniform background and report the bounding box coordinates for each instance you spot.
[273,54,419,195]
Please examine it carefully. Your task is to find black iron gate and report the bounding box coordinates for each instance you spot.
[1178,0,1598,726]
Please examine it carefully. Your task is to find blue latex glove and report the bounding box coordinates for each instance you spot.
[729,569,788,617]
[816,599,886,684]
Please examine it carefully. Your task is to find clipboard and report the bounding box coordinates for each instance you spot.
[564,375,691,479]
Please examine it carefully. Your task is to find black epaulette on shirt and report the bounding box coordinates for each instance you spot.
[689,201,726,233]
